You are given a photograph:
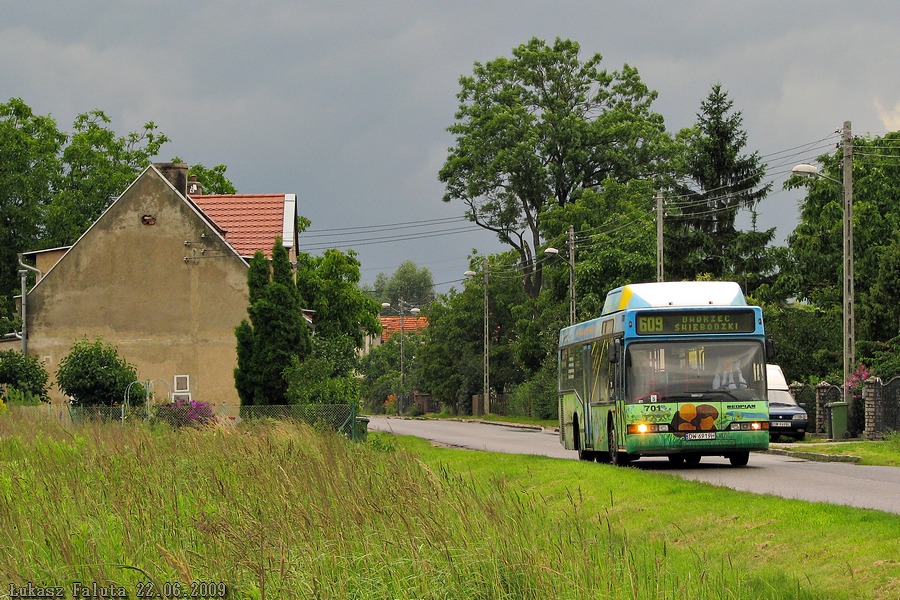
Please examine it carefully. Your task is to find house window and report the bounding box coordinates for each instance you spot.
[173,375,191,401]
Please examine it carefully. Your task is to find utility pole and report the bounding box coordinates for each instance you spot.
[842,121,855,412]
[482,258,490,415]
[656,190,664,282]
[567,225,576,325]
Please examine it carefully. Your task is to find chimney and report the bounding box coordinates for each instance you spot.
[154,162,189,195]
[187,174,203,196]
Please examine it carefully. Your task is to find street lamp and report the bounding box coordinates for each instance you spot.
[464,260,489,415]
[381,299,420,416]
[792,121,854,413]
[545,246,576,326]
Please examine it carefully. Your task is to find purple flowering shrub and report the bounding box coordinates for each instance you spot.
[155,399,216,428]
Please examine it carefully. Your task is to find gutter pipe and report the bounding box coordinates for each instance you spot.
[17,254,42,355]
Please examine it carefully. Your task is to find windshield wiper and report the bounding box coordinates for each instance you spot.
[696,389,740,402]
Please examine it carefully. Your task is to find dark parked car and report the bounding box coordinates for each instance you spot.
[767,364,809,440]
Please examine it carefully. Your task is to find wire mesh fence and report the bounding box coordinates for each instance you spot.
[10,401,367,440]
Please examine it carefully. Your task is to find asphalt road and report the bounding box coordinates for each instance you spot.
[367,416,900,515]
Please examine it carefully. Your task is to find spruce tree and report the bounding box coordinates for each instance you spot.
[234,239,310,405]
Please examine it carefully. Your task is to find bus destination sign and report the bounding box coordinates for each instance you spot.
[635,309,756,335]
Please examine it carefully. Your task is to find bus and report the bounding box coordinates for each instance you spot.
[557,281,772,467]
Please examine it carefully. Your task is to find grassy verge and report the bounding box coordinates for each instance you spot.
[419,412,557,429]
[771,432,900,466]
[0,415,897,599]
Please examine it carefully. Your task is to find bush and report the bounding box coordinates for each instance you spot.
[284,355,361,405]
[155,399,216,428]
[56,338,142,406]
[0,349,49,402]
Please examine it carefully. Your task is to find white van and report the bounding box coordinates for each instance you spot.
[767,365,809,440]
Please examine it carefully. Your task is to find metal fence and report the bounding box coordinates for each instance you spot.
[239,403,362,438]
[877,377,900,434]
[17,401,367,440]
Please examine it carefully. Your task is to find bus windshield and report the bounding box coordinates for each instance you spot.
[625,340,766,403]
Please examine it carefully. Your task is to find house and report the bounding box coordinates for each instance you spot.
[378,315,429,342]
[5,163,298,410]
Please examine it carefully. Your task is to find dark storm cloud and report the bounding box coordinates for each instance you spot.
[3,1,900,289]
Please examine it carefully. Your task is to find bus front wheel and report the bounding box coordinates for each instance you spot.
[609,421,630,466]
[727,451,750,467]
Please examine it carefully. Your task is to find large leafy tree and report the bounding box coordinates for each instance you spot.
[1,98,172,323]
[665,84,774,288]
[785,131,900,348]
[541,180,658,319]
[440,37,670,298]
[43,110,169,248]
[417,289,482,414]
[0,99,65,313]
[373,260,435,307]
[234,238,311,405]
[296,248,381,353]
[291,220,382,404]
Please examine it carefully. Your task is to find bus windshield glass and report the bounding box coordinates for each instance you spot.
[625,340,765,403]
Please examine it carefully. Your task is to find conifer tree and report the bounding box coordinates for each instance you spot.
[234,238,310,405]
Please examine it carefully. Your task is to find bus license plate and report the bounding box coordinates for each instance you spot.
[685,432,716,441]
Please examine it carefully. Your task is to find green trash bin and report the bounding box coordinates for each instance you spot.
[353,416,369,441]
[828,401,849,440]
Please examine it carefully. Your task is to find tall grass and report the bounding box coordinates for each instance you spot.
[0,415,889,598]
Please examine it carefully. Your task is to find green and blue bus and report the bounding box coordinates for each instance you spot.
[558,281,772,467]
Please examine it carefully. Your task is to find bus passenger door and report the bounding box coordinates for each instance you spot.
[582,344,595,447]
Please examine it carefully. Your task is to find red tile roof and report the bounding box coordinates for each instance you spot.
[191,194,289,258]
[380,315,429,342]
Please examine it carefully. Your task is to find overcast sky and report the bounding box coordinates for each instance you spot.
[4,1,900,293]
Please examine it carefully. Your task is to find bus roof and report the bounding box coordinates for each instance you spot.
[601,281,747,315]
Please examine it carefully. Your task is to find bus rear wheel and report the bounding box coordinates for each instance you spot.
[727,451,750,467]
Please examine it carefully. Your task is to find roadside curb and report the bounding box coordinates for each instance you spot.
[766,448,862,463]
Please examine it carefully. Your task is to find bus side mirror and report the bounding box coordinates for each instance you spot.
[766,338,776,361]
[609,339,621,364]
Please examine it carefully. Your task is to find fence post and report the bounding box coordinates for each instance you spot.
[815,382,831,434]
[863,376,880,440]
[788,381,804,429]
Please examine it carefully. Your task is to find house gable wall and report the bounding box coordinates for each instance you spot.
[26,166,250,407]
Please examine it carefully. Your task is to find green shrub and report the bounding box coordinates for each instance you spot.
[56,338,142,406]
[0,349,49,402]
[284,355,361,405]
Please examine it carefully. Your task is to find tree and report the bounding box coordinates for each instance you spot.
[56,338,141,406]
[296,244,381,354]
[1,98,173,324]
[784,131,900,351]
[0,98,65,313]
[373,260,435,307]
[541,180,658,319]
[43,110,169,248]
[440,37,670,298]
[417,290,482,414]
[171,157,237,194]
[665,84,774,287]
[234,239,311,405]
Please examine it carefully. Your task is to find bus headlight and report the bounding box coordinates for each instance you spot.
[627,423,670,434]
